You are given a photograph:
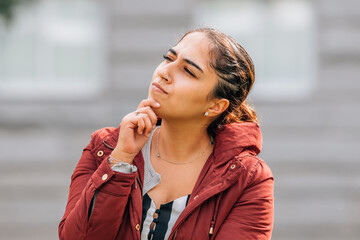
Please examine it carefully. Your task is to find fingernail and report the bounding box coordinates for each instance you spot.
[155,102,160,107]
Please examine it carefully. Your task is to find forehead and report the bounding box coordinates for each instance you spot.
[173,32,212,68]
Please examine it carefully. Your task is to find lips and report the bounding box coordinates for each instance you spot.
[152,82,168,94]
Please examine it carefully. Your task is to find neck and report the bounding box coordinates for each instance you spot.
[154,119,212,164]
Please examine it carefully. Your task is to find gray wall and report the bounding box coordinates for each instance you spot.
[0,0,359,239]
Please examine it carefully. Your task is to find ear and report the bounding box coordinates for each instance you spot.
[207,98,229,117]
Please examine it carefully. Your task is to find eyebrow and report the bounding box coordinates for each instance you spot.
[168,48,204,73]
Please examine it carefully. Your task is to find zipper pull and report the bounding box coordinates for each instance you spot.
[134,176,138,189]
[209,220,215,235]
[135,175,143,192]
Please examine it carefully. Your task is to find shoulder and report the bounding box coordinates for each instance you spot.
[90,127,119,143]
[237,154,273,186]
[84,127,119,151]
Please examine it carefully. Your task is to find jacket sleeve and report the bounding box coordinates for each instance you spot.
[58,129,137,240]
[215,158,274,240]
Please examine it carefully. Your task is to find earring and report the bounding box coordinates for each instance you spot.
[204,112,209,116]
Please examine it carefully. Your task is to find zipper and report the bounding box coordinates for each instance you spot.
[172,230,177,240]
[135,176,143,193]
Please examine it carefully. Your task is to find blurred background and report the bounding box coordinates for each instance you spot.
[0,0,359,239]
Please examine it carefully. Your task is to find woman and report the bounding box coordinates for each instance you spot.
[59,28,274,240]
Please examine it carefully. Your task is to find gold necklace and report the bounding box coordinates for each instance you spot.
[156,128,212,165]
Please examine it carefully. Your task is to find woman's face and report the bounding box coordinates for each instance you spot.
[148,32,218,121]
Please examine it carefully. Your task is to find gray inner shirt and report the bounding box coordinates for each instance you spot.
[141,126,161,195]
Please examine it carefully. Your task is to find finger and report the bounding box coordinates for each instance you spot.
[137,106,158,126]
[137,117,145,135]
[141,114,153,136]
[137,99,160,110]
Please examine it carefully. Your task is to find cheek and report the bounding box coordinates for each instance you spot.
[174,82,211,108]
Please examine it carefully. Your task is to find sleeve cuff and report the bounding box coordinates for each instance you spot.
[110,161,138,173]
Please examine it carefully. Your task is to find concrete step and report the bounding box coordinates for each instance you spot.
[317,0,360,21]
[318,64,360,91]
[0,162,72,240]
[272,222,360,240]
[0,223,58,240]
[273,167,360,224]
[255,102,360,128]
[319,25,360,55]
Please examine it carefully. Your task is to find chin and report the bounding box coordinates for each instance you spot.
[152,107,164,119]
[148,90,160,101]
[148,92,164,106]
[147,92,167,119]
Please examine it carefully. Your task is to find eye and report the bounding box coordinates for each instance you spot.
[163,55,173,62]
[185,68,196,78]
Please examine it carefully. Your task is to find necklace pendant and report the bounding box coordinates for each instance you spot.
[157,153,160,157]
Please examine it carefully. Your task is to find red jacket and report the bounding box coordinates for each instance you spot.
[59,122,274,240]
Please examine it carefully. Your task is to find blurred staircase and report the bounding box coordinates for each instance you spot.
[0,0,359,239]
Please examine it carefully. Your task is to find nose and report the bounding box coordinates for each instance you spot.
[158,63,172,83]
[159,70,171,83]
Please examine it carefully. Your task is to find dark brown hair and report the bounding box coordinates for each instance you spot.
[180,28,258,137]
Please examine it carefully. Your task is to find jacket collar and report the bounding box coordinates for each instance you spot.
[212,122,262,168]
